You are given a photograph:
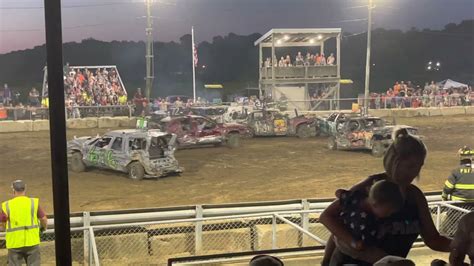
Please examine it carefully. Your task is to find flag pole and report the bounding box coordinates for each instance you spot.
[192,26,196,101]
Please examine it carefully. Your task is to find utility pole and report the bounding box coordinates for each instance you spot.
[43,0,72,264]
[145,0,154,101]
[364,0,373,115]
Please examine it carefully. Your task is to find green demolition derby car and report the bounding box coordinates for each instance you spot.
[67,129,183,180]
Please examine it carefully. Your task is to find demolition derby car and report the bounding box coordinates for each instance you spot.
[160,115,251,148]
[316,111,362,136]
[327,117,419,157]
[67,129,183,180]
[246,109,317,138]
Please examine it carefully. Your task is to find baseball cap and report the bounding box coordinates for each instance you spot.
[11,180,26,192]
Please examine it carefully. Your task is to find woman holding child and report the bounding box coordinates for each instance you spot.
[320,128,451,265]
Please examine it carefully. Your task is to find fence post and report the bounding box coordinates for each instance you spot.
[436,205,441,230]
[272,214,277,249]
[301,199,310,247]
[195,205,203,255]
[83,212,91,265]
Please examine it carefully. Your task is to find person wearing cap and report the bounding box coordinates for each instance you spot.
[0,180,48,266]
[442,146,474,202]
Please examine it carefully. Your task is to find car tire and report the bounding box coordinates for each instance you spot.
[328,137,337,150]
[70,152,86,172]
[128,162,145,181]
[371,141,385,157]
[226,133,240,148]
[296,124,312,138]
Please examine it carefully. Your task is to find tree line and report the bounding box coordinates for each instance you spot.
[0,20,472,101]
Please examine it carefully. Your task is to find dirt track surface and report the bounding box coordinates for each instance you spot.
[0,115,473,213]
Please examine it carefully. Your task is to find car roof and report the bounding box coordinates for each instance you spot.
[105,129,169,138]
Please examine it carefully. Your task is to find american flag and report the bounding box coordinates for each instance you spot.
[193,43,198,67]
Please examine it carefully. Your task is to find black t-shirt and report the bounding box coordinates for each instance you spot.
[333,174,421,265]
[370,173,421,257]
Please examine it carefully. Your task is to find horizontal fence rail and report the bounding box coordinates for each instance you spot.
[1,194,468,266]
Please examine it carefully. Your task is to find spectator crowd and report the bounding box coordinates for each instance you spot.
[263,51,336,67]
[368,81,473,109]
[62,66,128,108]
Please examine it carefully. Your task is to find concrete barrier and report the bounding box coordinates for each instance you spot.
[428,108,442,116]
[441,106,466,116]
[98,117,121,128]
[33,120,50,131]
[39,238,84,264]
[369,109,392,117]
[0,120,33,133]
[254,224,299,250]
[96,232,148,260]
[118,117,137,128]
[0,248,7,265]
[150,233,192,261]
[466,106,474,115]
[202,228,251,252]
[67,118,98,129]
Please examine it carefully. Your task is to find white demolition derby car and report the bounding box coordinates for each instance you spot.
[67,129,183,180]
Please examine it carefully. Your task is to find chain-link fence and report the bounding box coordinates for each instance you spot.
[86,210,327,265]
[0,200,470,265]
[430,202,473,237]
[0,228,87,265]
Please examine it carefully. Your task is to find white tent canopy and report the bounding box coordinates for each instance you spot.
[437,79,468,90]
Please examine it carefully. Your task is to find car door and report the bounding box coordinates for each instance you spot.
[194,117,219,139]
[108,136,126,171]
[85,136,112,168]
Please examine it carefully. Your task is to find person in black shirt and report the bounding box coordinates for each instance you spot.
[321,128,452,265]
[321,180,404,265]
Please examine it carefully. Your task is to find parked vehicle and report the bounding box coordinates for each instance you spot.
[67,129,182,180]
[160,115,251,148]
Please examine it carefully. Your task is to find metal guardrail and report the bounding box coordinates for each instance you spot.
[2,196,466,266]
[0,105,133,121]
[278,95,472,111]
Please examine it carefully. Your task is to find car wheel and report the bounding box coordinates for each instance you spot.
[70,152,86,172]
[128,162,145,181]
[226,133,240,148]
[296,124,312,138]
[328,137,337,150]
[371,141,385,157]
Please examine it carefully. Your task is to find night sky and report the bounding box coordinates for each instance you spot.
[0,0,473,54]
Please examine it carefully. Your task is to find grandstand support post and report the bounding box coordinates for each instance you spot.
[83,212,91,265]
[195,205,203,255]
[364,0,373,115]
[258,43,262,98]
[301,199,310,246]
[272,215,277,249]
[336,33,341,110]
[43,0,72,264]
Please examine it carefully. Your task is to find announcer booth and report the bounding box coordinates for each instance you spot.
[255,28,341,111]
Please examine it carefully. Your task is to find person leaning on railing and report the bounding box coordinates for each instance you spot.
[0,180,48,266]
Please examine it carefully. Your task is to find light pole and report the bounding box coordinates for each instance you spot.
[145,0,154,102]
[364,0,373,114]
